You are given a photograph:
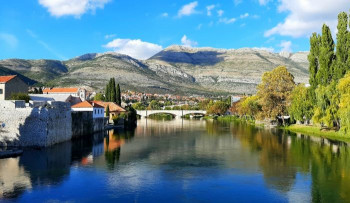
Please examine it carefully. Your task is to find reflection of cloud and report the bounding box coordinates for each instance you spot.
[0,159,32,199]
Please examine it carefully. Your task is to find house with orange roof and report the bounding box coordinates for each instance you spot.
[0,75,28,100]
[43,87,87,101]
[71,101,105,118]
[92,101,126,121]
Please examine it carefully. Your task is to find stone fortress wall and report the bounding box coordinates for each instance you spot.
[0,101,72,147]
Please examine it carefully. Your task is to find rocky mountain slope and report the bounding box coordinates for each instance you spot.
[0,46,309,95]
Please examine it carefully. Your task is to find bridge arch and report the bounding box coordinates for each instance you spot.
[136,110,207,119]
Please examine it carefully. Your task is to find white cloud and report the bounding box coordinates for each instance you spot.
[103,38,163,60]
[206,5,215,16]
[181,35,198,47]
[161,12,168,17]
[234,0,242,6]
[217,10,224,17]
[279,40,292,52]
[38,0,110,18]
[240,13,249,19]
[196,24,203,30]
[177,1,199,17]
[265,0,349,38]
[258,0,271,5]
[105,34,116,39]
[219,18,236,24]
[0,33,18,49]
[26,29,66,59]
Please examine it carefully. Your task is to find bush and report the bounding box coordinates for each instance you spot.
[10,93,30,103]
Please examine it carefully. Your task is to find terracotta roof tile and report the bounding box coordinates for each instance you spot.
[43,87,79,93]
[0,75,16,83]
[92,101,126,112]
[71,101,104,108]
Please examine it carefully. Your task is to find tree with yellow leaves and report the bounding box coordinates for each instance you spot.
[337,73,350,135]
[257,66,295,125]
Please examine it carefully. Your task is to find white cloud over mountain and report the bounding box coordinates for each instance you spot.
[38,0,110,17]
[103,38,163,60]
[181,35,198,47]
[265,0,349,37]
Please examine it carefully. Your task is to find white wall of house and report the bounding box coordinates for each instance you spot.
[71,107,104,118]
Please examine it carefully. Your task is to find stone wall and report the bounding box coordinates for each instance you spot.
[0,101,72,147]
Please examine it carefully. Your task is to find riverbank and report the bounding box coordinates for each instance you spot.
[205,115,350,143]
[282,124,350,143]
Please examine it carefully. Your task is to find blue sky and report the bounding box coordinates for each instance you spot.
[0,0,349,60]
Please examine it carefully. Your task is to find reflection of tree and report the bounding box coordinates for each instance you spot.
[104,129,135,169]
[231,121,350,201]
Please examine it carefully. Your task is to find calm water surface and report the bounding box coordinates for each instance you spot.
[1,119,350,202]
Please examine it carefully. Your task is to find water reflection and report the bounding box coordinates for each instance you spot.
[0,119,349,202]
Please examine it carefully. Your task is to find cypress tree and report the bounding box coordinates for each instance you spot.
[116,83,121,106]
[106,105,110,117]
[308,32,321,88]
[334,12,349,80]
[316,24,335,85]
[110,78,116,103]
[105,82,110,102]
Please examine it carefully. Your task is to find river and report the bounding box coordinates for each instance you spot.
[0,119,350,202]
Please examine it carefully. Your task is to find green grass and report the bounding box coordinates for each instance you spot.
[283,124,350,143]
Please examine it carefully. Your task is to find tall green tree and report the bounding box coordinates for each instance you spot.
[316,24,335,85]
[334,12,349,80]
[105,82,111,101]
[312,81,340,128]
[110,78,116,103]
[288,84,314,123]
[116,83,121,105]
[308,33,321,88]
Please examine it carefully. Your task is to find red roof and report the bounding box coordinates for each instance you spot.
[43,87,79,93]
[92,101,126,112]
[0,75,16,83]
[71,101,104,108]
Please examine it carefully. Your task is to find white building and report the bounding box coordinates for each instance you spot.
[43,87,87,101]
[71,101,105,118]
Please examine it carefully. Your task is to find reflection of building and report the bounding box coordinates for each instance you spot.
[0,75,28,100]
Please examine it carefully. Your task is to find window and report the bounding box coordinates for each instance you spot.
[0,89,2,94]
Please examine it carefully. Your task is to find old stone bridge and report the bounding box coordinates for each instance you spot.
[136,110,207,118]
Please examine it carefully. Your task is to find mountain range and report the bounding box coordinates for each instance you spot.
[0,45,310,95]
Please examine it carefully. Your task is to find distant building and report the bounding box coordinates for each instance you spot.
[92,101,126,120]
[0,75,28,100]
[71,101,105,118]
[43,87,87,101]
[29,94,82,106]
